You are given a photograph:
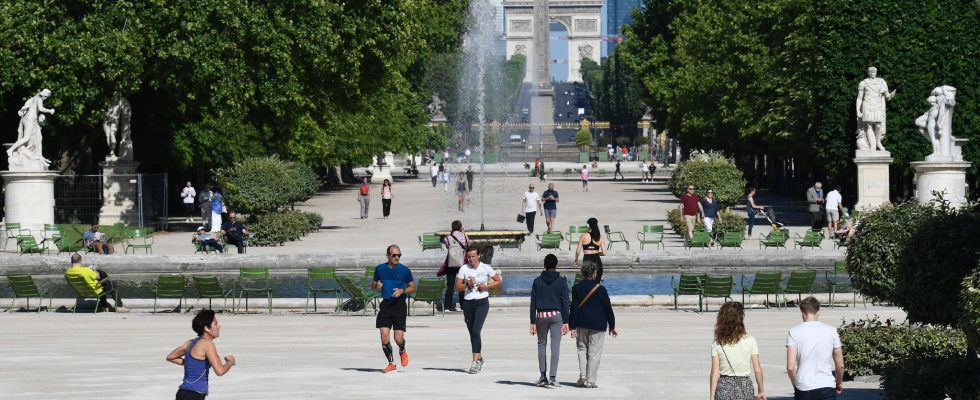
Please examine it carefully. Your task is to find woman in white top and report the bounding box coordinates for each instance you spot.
[710,302,766,400]
[381,179,393,218]
[180,181,197,222]
[454,246,502,374]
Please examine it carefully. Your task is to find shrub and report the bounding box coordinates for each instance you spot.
[666,208,703,235]
[300,211,323,233]
[839,317,967,377]
[960,267,980,350]
[845,201,938,304]
[246,211,310,246]
[667,208,744,238]
[667,151,745,208]
[575,128,592,148]
[213,156,320,214]
[895,211,980,325]
[881,356,979,400]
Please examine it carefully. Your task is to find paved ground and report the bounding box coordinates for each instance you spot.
[1,306,900,399]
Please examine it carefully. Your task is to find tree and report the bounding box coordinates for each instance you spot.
[575,128,592,148]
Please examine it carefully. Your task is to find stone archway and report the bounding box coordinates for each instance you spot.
[504,0,603,83]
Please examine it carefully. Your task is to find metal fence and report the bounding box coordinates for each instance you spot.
[51,173,168,228]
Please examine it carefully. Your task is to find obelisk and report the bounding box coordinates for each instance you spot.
[529,0,555,150]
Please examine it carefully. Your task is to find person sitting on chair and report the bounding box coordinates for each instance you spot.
[65,253,124,311]
[194,226,224,253]
[83,223,114,255]
[220,212,250,254]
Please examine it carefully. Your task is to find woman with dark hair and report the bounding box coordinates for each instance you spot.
[745,188,765,238]
[455,246,502,374]
[569,262,616,388]
[381,179,393,218]
[709,302,766,400]
[167,309,236,400]
[574,217,608,282]
[440,220,469,312]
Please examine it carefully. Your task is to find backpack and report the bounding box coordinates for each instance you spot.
[446,233,468,267]
[359,184,369,196]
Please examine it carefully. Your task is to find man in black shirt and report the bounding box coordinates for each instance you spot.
[542,183,559,232]
[466,166,474,192]
[221,212,251,254]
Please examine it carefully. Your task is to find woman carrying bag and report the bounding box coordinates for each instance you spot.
[709,302,766,400]
[438,220,469,312]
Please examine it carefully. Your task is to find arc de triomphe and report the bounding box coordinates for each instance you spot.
[504,0,603,83]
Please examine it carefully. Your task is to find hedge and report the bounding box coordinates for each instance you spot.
[213,156,320,215]
[246,210,321,247]
[666,151,746,208]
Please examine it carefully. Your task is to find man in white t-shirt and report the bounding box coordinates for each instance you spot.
[824,185,844,239]
[430,164,439,188]
[786,297,844,399]
[520,183,543,233]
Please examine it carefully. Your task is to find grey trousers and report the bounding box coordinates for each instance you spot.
[576,327,605,383]
[358,195,370,218]
[536,314,563,377]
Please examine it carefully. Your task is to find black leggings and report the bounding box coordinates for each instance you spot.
[175,389,206,400]
[583,254,603,282]
[443,268,463,311]
[525,211,536,233]
[382,198,392,217]
[462,298,489,353]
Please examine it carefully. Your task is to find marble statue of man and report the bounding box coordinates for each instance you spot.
[915,94,940,156]
[855,67,896,152]
[103,96,133,161]
[934,85,956,157]
[7,89,55,167]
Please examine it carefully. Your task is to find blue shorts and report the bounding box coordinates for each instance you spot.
[544,209,557,218]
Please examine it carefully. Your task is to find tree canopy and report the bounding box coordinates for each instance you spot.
[0,0,468,173]
[619,0,979,196]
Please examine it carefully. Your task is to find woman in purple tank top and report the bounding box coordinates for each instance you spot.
[166,310,236,400]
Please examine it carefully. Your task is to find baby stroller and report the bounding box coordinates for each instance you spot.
[760,206,784,230]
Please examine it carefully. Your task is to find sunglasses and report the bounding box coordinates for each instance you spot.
[389,253,402,258]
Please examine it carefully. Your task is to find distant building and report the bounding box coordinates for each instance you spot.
[492,1,507,57]
[605,0,643,55]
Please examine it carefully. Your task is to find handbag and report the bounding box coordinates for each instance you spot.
[437,256,449,277]
[517,213,526,223]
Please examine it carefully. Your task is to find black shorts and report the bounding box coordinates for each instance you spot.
[175,389,206,400]
[375,299,407,331]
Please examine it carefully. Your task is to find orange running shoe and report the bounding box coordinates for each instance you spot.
[383,363,397,373]
[400,351,409,367]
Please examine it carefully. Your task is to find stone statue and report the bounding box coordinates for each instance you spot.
[103,96,133,162]
[7,89,54,170]
[578,44,594,61]
[514,44,527,56]
[916,86,957,160]
[855,67,896,152]
[426,93,447,122]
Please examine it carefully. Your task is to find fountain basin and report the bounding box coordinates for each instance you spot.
[435,230,527,264]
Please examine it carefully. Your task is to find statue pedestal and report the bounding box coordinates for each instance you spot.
[911,161,970,208]
[853,152,892,210]
[0,171,57,230]
[99,160,140,225]
[370,153,394,183]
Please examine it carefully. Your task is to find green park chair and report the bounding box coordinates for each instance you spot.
[54,230,85,254]
[536,232,563,251]
[717,231,744,250]
[6,274,51,312]
[637,225,665,250]
[562,168,573,177]
[306,267,343,313]
[794,230,823,249]
[604,225,630,250]
[411,277,446,316]
[336,275,380,316]
[192,275,233,311]
[741,271,782,309]
[685,230,712,249]
[700,274,734,312]
[361,266,381,296]
[235,267,274,314]
[779,269,817,307]
[125,228,155,254]
[3,223,25,252]
[598,152,608,162]
[152,274,187,313]
[42,224,61,245]
[16,235,48,255]
[419,233,442,252]
[65,274,120,313]
[671,273,705,311]
[566,225,588,250]
[826,261,865,308]
[759,230,789,249]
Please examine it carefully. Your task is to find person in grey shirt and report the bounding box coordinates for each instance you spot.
[806,182,824,230]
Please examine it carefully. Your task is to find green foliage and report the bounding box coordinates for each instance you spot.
[0,1,468,172]
[246,210,315,247]
[575,128,592,148]
[620,0,980,191]
[895,210,980,325]
[839,317,967,377]
[845,201,938,303]
[580,55,647,128]
[300,211,323,233]
[213,156,320,215]
[666,208,703,235]
[960,267,980,350]
[711,209,746,237]
[667,151,746,208]
[881,356,980,400]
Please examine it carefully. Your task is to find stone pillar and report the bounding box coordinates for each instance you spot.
[853,151,892,210]
[529,0,555,151]
[1,171,57,229]
[911,161,970,208]
[100,160,140,225]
